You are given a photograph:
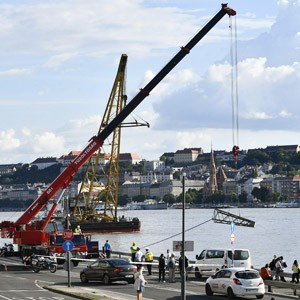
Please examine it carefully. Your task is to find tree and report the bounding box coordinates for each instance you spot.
[243,150,270,165]
[118,194,129,206]
[132,195,146,203]
[238,191,248,204]
[163,193,176,205]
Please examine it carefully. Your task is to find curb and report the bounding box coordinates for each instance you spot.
[44,285,117,300]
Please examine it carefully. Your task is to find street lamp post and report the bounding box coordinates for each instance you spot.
[181,172,186,300]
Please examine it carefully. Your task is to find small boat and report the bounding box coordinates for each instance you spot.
[275,201,300,208]
[123,199,168,210]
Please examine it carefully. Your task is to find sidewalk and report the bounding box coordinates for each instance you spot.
[44,284,135,300]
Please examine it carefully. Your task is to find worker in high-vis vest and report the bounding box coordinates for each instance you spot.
[145,247,154,275]
[75,225,81,233]
[130,242,138,261]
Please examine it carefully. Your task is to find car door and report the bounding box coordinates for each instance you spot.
[212,270,232,294]
[97,260,109,280]
[86,260,101,280]
[218,270,232,294]
[210,270,226,293]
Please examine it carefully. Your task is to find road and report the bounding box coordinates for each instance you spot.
[0,256,297,300]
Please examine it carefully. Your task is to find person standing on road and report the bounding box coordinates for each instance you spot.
[178,252,189,281]
[134,266,146,300]
[103,240,111,258]
[168,253,176,283]
[135,247,143,265]
[130,242,138,262]
[145,248,153,275]
[275,256,286,282]
[291,260,300,283]
[158,253,166,282]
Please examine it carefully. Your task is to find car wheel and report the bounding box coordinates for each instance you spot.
[195,268,202,279]
[80,273,88,283]
[73,261,79,267]
[103,274,110,285]
[256,295,264,299]
[205,284,213,296]
[128,277,134,284]
[227,287,235,299]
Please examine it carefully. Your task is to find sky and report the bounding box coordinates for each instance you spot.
[0,0,300,164]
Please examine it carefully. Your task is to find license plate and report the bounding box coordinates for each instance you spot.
[246,289,258,292]
[125,275,132,278]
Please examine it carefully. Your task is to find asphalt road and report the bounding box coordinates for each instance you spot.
[0,256,297,300]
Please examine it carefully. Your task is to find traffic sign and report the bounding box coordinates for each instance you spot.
[230,222,235,233]
[63,240,74,252]
[63,260,74,271]
[63,229,74,241]
[173,241,194,252]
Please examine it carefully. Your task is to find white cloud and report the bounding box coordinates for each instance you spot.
[21,128,31,137]
[0,68,32,76]
[0,1,300,164]
[0,129,21,151]
[277,0,289,6]
[32,132,65,155]
[245,112,273,120]
[44,52,79,68]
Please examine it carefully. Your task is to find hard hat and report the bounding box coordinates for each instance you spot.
[145,247,149,251]
[77,225,80,228]
[132,242,136,245]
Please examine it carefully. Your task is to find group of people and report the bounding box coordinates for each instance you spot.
[131,245,189,300]
[131,242,189,283]
[260,255,300,287]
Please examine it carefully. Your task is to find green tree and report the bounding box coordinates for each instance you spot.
[243,150,270,165]
[238,191,248,203]
[163,193,176,204]
[132,195,146,203]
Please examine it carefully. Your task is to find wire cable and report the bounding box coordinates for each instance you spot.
[142,218,211,249]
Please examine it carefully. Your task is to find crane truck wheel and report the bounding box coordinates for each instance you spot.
[50,265,57,273]
[73,261,79,267]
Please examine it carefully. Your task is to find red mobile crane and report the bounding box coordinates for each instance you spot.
[0,4,236,261]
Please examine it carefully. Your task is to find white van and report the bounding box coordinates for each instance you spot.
[194,248,251,278]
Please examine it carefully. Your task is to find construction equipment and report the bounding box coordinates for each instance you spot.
[72,54,148,228]
[0,4,236,262]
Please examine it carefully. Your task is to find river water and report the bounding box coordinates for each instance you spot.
[0,208,298,269]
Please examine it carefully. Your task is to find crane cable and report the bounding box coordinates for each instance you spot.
[229,16,240,163]
[142,218,211,249]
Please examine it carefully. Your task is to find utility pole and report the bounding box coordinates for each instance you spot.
[66,195,71,288]
[181,172,186,300]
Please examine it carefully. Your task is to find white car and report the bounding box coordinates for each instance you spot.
[205,267,265,299]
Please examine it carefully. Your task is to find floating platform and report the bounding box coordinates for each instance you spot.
[70,217,141,234]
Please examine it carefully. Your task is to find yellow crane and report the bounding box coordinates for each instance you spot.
[72,54,148,223]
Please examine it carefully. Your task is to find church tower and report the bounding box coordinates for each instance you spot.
[208,147,218,196]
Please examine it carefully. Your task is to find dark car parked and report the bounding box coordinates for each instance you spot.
[80,258,137,285]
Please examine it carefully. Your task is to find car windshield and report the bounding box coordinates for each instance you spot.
[235,271,260,279]
[110,259,131,267]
